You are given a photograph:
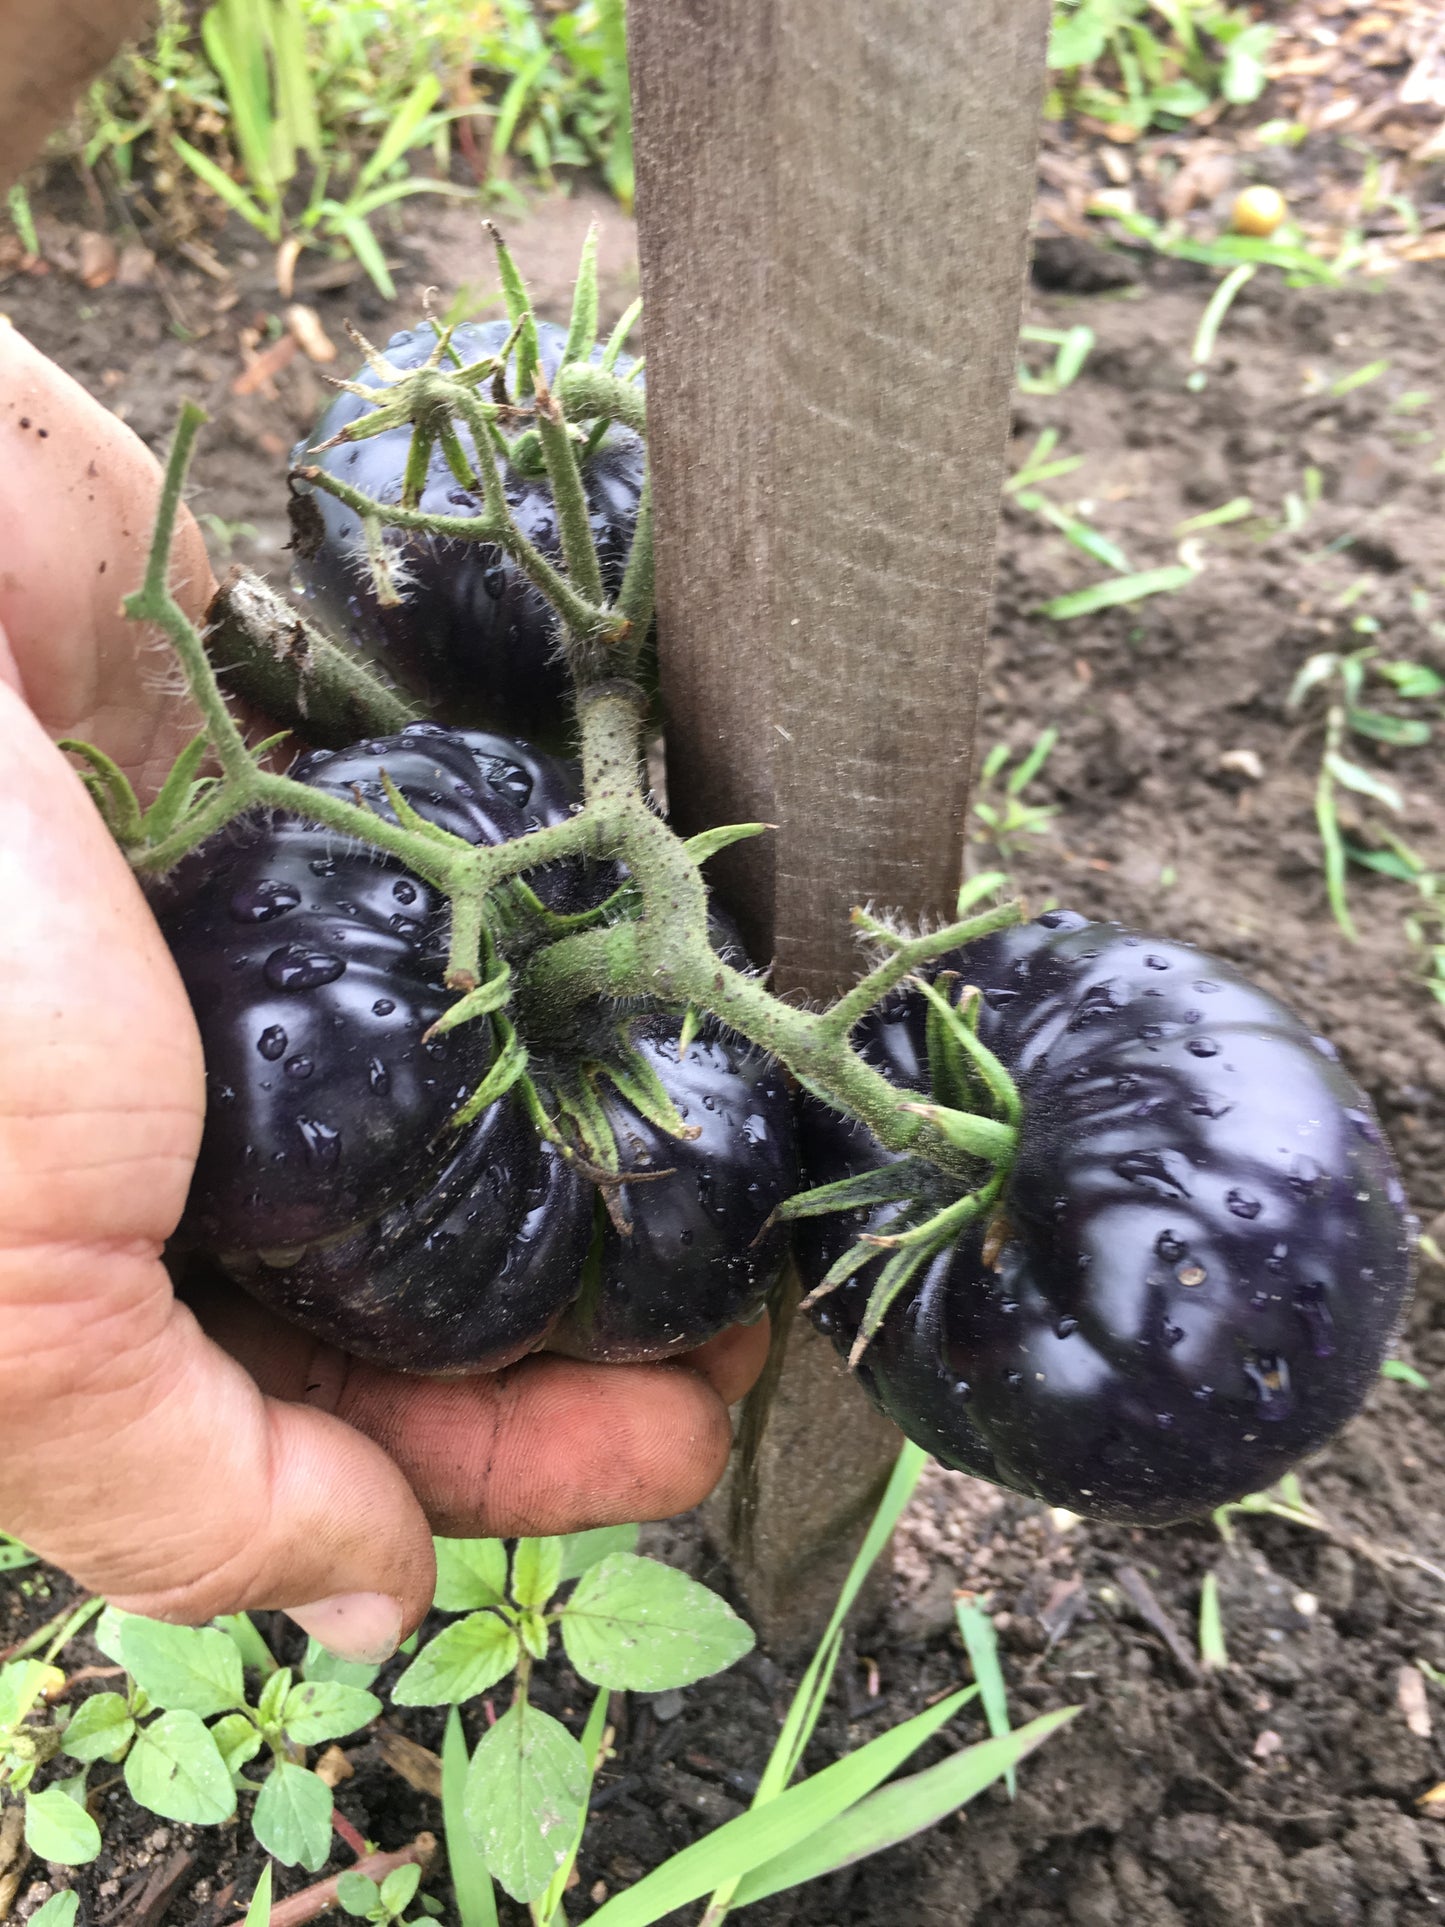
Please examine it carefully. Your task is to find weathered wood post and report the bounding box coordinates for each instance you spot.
[630,0,1051,1647]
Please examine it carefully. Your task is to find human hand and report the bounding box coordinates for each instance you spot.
[0,324,768,1661]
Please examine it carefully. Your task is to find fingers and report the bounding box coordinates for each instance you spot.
[0,319,216,791]
[329,1354,738,1541]
[190,1277,773,1541]
[0,1,153,191]
[680,1316,773,1407]
[0,1259,439,1654]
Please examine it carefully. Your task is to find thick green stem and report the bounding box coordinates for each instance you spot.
[557,363,648,437]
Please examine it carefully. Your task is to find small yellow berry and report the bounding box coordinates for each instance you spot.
[1231,185,1288,238]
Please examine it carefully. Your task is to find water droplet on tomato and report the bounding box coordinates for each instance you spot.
[1189,1092,1232,1118]
[1227,1189,1262,1219]
[265,945,345,991]
[1156,1230,1187,1262]
[1115,1151,1190,1200]
[1193,980,1220,994]
[1288,1155,1323,1194]
[1186,1037,1220,1058]
[310,856,337,878]
[230,879,301,923]
[368,1059,390,1095]
[484,758,533,807]
[1144,954,1171,970]
[390,915,423,938]
[1310,1035,1339,1060]
[373,998,396,1016]
[482,564,506,599]
[258,1025,287,1060]
[284,1055,313,1079]
[1293,1281,1334,1356]
[983,988,1020,1010]
[297,1117,340,1171]
[1055,1316,1079,1338]
[393,879,418,905]
[1177,1262,1207,1288]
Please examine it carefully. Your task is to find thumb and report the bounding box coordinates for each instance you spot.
[0,683,435,1655]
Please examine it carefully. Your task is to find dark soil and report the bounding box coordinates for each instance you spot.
[4,185,1445,1927]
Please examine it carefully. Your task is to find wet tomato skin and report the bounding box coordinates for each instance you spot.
[550,1016,798,1364]
[290,319,645,737]
[798,912,1414,1524]
[153,725,598,1374]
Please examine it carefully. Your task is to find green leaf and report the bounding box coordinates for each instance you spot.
[1174,496,1254,535]
[119,1619,245,1719]
[558,1525,640,1583]
[381,1862,423,1914]
[60,1692,135,1764]
[0,1534,37,1572]
[211,1711,265,1784]
[24,1787,102,1866]
[392,1614,519,1707]
[27,1893,81,1927]
[1039,563,1199,620]
[91,1606,132,1669]
[171,135,276,238]
[257,1666,293,1733]
[443,1707,498,1927]
[729,1709,1078,1906]
[588,1687,974,1927]
[956,1599,1015,1794]
[326,211,396,300]
[463,1700,589,1903]
[337,1869,380,1917]
[511,1537,564,1612]
[1324,752,1403,812]
[301,1638,382,1692]
[1347,707,1431,747]
[243,1866,274,1927]
[0,1659,51,1731]
[281,1680,382,1745]
[125,1710,236,1825]
[253,1761,335,1871]
[560,1554,753,1691]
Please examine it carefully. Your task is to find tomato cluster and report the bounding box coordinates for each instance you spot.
[147,331,1416,1527]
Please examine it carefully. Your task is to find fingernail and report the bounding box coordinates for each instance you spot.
[285,1592,403,1664]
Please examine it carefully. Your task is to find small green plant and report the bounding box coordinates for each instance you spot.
[338,1862,440,1923]
[972,731,1060,863]
[1048,0,1274,136]
[1287,644,1442,942]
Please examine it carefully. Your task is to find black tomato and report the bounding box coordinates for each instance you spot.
[155,726,794,1375]
[550,1014,797,1364]
[797,911,1414,1524]
[290,319,646,737]
[153,725,600,1374]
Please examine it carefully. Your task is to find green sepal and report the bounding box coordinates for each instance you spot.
[139,731,211,844]
[486,222,539,398]
[590,1032,701,1146]
[58,739,143,845]
[600,296,642,373]
[375,767,464,846]
[860,1183,993,1254]
[436,418,482,495]
[450,1015,529,1129]
[682,822,776,867]
[400,424,438,512]
[910,975,1021,1127]
[775,1162,926,1223]
[925,982,982,1118]
[901,1101,1015,1163]
[799,1235,880,1311]
[848,1241,936,1369]
[426,967,514,1042]
[677,1005,702,1060]
[557,1068,623,1178]
[562,223,600,367]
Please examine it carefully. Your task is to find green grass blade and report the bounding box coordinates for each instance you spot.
[358,74,442,190]
[729,1708,1079,1906]
[242,1863,273,1927]
[955,1598,1015,1795]
[171,135,275,238]
[1198,1572,1228,1670]
[1039,563,1199,621]
[1192,264,1256,366]
[588,1687,974,1927]
[442,1706,498,1927]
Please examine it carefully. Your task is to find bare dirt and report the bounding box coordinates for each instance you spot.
[4,185,1445,1926]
